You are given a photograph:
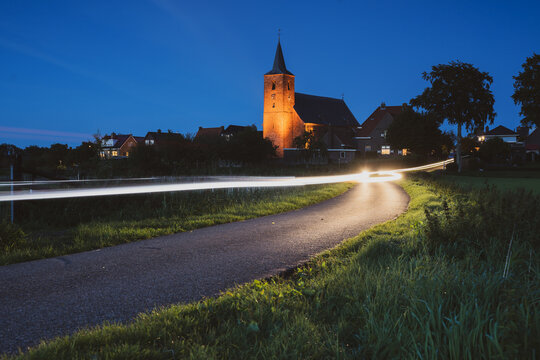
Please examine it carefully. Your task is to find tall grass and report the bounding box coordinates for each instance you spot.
[4,175,539,359]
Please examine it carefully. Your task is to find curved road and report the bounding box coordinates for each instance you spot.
[0,182,408,354]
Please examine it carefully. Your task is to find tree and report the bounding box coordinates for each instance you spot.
[512,53,540,128]
[411,61,496,172]
[386,106,449,158]
[478,138,510,164]
[293,130,327,162]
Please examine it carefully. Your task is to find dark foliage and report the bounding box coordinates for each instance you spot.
[386,106,453,158]
[411,61,496,172]
[512,53,540,128]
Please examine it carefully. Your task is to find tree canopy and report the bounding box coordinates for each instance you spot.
[386,107,452,158]
[512,53,540,128]
[411,61,496,171]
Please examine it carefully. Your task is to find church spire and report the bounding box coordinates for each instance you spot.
[266,39,293,75]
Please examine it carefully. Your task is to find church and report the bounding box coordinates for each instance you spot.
[262,40,360,161]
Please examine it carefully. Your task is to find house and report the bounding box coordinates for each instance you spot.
[355,103,405,155]
[221,125,258,140]
[525,128,540,161]
[100,133,141,159]
[477,125,519,144]
[144,130,185,147]
[195,126,224,139]
[262,39,360,162]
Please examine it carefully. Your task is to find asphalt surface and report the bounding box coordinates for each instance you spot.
[0,182,409,354]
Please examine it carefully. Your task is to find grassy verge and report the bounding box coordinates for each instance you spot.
[6,175,538,359]
[0,183,352,266]
[434,169,540,194]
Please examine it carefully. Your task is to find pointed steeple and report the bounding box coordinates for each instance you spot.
[266,40,293,75]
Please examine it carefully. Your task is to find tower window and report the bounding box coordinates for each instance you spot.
[287,82,290,90]
[272,82,276,90]
[271,94,275,99]
[272,103,275,108]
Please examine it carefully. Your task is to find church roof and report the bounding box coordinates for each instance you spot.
[265,40,293,75]
[294,93,359,127]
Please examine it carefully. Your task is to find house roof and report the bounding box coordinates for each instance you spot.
[133,136,145,143]
[196,126,224,138]
[223,125,252,135]
[265,40,293,75]
[356,105,402,137]
[102,134,132,149]
[145,131,185,143]
[526,128,540,150]
[294,93,359,127]
[485,125,517,136]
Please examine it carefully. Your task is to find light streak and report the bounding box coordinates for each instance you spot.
[0,159,453,202]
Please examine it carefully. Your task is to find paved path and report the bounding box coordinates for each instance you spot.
[0,182,409,354]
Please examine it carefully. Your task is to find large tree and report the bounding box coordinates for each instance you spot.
[411,61,496,172]
[386,106,450,158]
[512,53,540,128]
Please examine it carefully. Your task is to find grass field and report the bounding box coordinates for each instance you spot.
[5,174,538,359]
[435,172,540,194]
[0,183,353,266]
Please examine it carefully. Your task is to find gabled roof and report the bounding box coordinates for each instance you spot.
[294,93,359,127]
[485,125,517,136]
[356,105,402,137]
[133,136,145,144]
[265,40,293,75]
[196,126,224,138]
[102,134,132,149]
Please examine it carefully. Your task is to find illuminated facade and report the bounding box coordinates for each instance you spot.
[263,40,360,158]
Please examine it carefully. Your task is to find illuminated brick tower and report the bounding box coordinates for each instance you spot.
[263,40,303,157]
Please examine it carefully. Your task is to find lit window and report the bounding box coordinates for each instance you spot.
[272,82,276,90]
[402,148,407,156]
[112,150,118,157]
[126,152,130,157]
[145,139,154,145]
[365,145,371,152]
[381,146,390,155]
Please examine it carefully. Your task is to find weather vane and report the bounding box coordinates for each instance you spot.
[278,28,281,41]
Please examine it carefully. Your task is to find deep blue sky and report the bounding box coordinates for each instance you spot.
[1,0,538,147]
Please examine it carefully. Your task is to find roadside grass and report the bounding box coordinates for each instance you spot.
[436,171,540,194]
[6,174,538,359]
[0,183,352,266]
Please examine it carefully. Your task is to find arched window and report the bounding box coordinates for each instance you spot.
[272,82,276,90]
[287,82,290,90]
[272,103,275,108]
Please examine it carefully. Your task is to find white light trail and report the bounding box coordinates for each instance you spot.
[0,159,453,202]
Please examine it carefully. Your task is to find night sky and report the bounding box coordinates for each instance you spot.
[1,0,538,147]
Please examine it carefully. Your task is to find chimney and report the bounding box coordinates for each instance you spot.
[380,102,386,110]
[157,129,162,133]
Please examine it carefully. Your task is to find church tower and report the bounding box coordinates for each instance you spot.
[263,40,301,157]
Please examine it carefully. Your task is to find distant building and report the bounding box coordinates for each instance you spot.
[526,128,540,161]
[144,130,185,147]
[477,125,519,144]
[355,103,405,155]
[100,133,141,159]
[262,39,360,162]
[195,126,224,139]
